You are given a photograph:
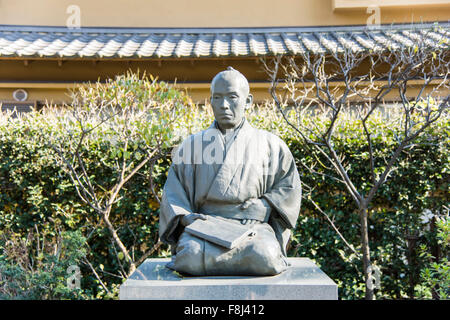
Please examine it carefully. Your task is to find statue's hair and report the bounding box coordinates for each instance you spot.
[211,67,250,96]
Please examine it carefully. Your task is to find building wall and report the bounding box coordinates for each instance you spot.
[0,0,449,105]
[0,0,448,28]
[0,58,270,103]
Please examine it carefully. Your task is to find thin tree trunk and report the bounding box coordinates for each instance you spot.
[360,205,374,300]
[406,233,419,299]
[430,217,441,300]
[102,213,136,276]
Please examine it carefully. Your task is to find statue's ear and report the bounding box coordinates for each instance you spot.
[245,94,253,109]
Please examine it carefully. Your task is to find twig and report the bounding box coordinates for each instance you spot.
[309,197,361,258]
[136,240,163,266]
[83,258,111,295]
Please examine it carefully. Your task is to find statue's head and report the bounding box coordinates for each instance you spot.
[210,67,253,131]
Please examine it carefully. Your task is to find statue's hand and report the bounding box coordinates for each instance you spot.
[239,197,271,224]
[180,213,207,227]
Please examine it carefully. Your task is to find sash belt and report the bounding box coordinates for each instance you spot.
[199,202,271,222]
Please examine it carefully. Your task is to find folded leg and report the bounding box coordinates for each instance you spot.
[169,222,288,276]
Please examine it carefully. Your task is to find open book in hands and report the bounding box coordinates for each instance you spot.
[184,215,256,249]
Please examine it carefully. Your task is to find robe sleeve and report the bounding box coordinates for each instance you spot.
[262,140,301,255]
[159,142,195,245]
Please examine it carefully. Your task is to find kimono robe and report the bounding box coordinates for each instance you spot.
[159,119,301,276]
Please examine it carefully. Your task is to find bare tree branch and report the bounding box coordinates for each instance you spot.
[264,28,449,300]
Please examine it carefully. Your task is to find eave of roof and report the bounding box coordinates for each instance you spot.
[0,22,448,59]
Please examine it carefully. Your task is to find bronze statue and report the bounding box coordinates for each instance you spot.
[159,67,301,276]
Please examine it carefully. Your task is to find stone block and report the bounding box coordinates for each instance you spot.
[119,258,338,300]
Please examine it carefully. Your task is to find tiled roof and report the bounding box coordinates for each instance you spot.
[0,23,448,59]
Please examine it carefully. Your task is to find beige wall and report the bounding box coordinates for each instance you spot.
[0,84,273,105]
[1,79,443,105]
[0,0,448,28]
[0,58,266,83]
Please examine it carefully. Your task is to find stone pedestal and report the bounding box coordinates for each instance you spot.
[119,258,338,300]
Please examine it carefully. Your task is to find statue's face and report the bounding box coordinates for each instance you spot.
[210,75,252,131]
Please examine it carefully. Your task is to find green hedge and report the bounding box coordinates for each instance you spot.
[0,82,448,300]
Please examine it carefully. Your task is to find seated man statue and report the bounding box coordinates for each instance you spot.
[159,67,301,276]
